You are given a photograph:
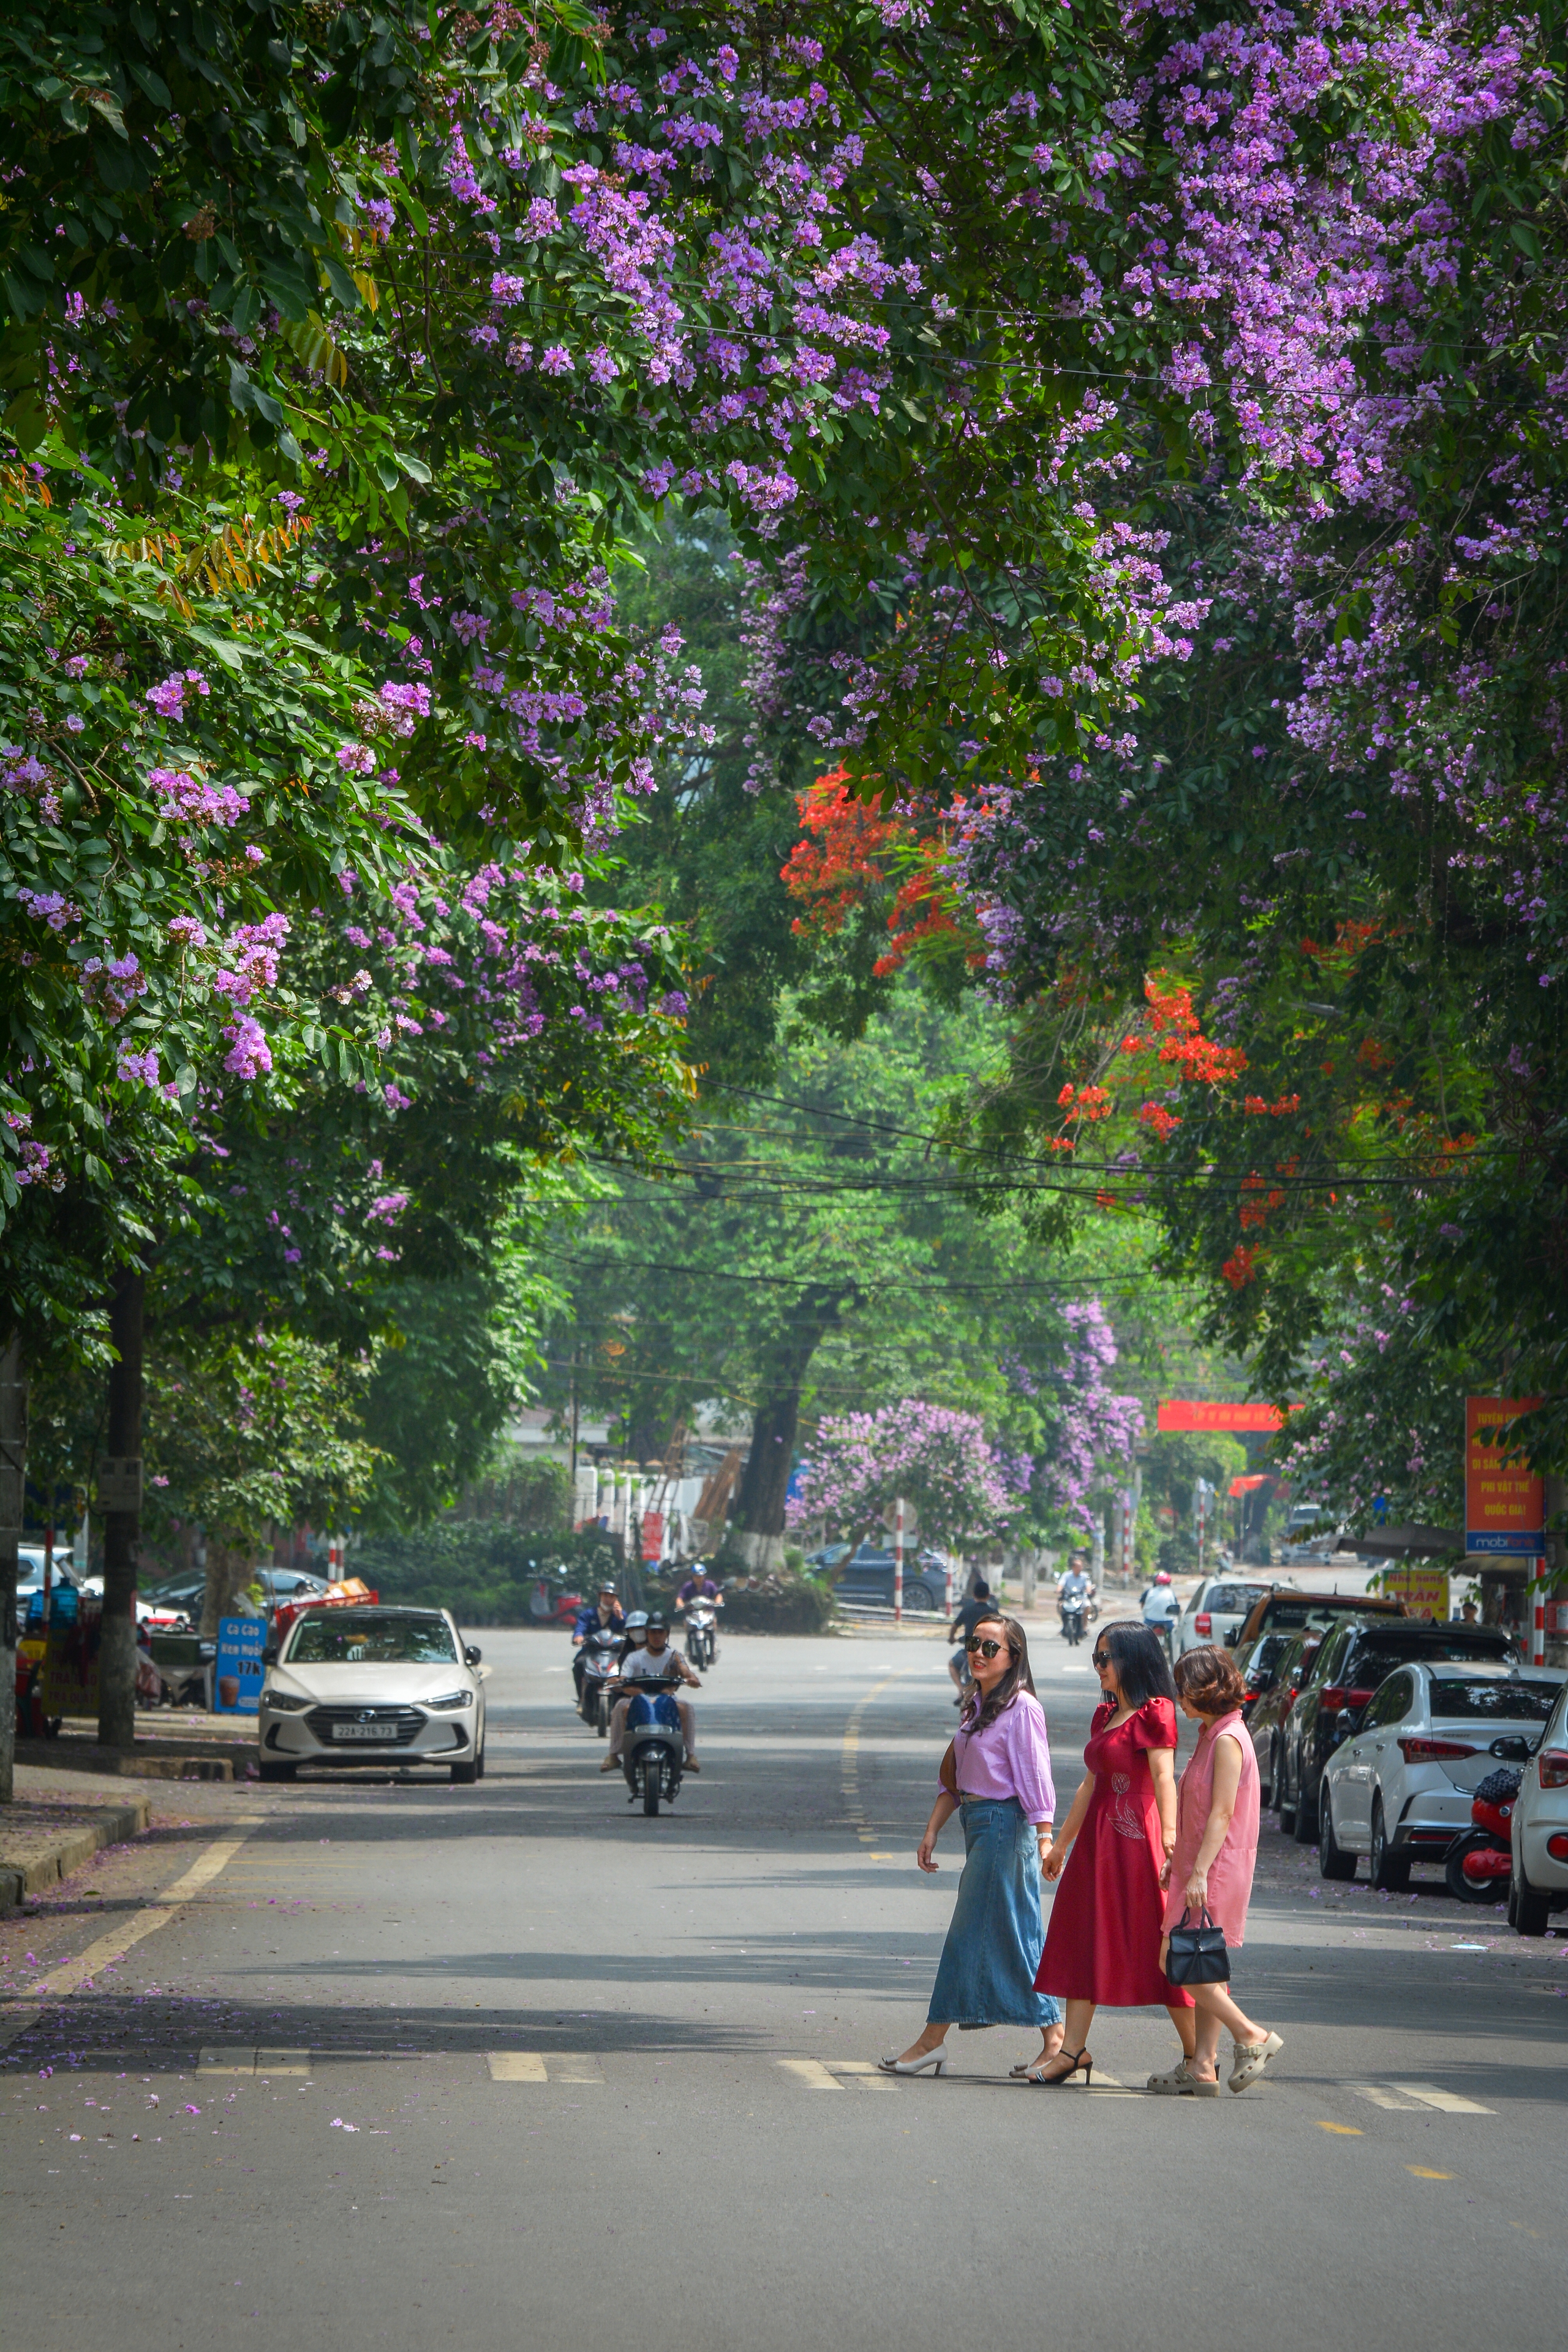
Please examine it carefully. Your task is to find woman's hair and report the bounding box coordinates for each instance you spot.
[1096,1620,1178,1708]
[1173,1643,1248,1716]
[962,1613,1036,1732]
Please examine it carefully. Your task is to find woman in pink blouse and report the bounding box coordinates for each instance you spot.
[1150,1643,1284,2095]
[880,1614,1064,2077]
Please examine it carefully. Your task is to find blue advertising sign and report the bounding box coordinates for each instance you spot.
[214,1616,266,1713]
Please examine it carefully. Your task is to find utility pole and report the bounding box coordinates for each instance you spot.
[0,1332,25,1805]
[893,1494,905,1625]
[568,1341,579,1485]
[97,1267,145,1751]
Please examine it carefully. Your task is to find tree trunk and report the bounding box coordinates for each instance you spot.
[202,1537,254,1638]
[97,1267,145,1750]
[0,1331,26,1805]
[729,1285,854,1576]
[731,1388,802,1576]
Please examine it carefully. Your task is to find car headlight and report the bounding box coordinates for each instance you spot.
[263,1690,311,1713]
[424,1689,475,1712]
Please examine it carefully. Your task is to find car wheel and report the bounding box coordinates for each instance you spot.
[258,1760,296,1784]
[1369,1798,1410,1892]
[1294,1763,1317,1844]
[1512,1854,1551,1937]
[1319,1785,1356,1881]
[450,1754,480,1785]
[475,1736,486,1782]
[1275,1747,1295,1834]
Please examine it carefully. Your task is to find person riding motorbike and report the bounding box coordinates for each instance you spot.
[601,1613,702,1774]
[946,1579,993,1706]
[1057,1561,1093,1642]
[675,1569,723,1615]
[571,1583,626,1709]
[1140,1569,1179,1632]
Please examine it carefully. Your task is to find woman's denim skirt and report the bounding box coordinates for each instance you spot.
[927,1796,1063,2029]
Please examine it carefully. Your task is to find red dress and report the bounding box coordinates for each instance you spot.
[1035,1695,1193,2008]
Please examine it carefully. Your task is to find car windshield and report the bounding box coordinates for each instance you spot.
[1208,1583,1270,1613]
[285,1611,458,1665]
[1429,1678,1560,1722]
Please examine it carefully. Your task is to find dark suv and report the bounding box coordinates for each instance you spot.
[1276,1619,1520,1842]
[832,1544,949,1615]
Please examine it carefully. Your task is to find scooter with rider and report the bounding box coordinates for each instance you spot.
[600,1613,701,1814]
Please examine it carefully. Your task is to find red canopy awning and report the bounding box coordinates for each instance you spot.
[1228,1474,1271,1497]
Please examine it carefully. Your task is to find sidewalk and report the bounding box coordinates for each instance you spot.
[15,1713,257,1784]
[0,1780,154,1914]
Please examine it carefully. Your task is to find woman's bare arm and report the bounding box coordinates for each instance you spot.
[1041,1772,1095,1879]
[917,1791,960,1873]
[1147,1746,1180,1860]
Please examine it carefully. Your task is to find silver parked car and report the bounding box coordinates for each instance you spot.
[1509,1675,1568,1934]
[1170,1576,1273,1659]
[258,1605,488,1784]
[1321,1661,1563,1888]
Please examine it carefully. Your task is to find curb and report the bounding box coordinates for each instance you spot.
[17,1739,248,1781]
[0,1796,154,1914]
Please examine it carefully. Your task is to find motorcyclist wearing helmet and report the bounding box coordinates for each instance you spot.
[601,1613,701,1773]
[571,1581,626,1707]
[1141,1569,1180,1630]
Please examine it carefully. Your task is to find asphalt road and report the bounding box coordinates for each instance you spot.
[4,1621,1566,2350]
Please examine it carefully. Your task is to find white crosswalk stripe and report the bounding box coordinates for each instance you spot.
[1387,2081,1494,2114]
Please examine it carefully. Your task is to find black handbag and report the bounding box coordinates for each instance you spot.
[1165,1905,1231,1987]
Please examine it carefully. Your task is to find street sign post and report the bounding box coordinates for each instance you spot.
[892,1495,905,1624]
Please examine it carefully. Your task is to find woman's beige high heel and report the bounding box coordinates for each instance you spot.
[1025,2045,1092,2088]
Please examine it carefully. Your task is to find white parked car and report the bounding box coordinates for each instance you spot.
[1509,1675,1568,1935]
[1170,1576,1273,1659]
[1321,1661,1563,1888]
[258,1605,488,1784]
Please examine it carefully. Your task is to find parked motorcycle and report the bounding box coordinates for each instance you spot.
[1444,1764,1522,1904]
[621,1670,685,1816]
[685,1603,718,1670]
[577,1627,624,1736]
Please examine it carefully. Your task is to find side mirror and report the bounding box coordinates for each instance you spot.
[465,1645,483,1667]
[262,1642,279,1666]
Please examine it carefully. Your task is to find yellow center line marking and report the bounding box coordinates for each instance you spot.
[841,1669,918,1861]
[25,1820,265,2002]
[1407,2166,1454,2180]
[1317,2122,1363,2135]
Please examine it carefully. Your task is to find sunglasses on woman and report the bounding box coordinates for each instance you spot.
[1091,1649,1110,1670]
[965,1637,1008,1660]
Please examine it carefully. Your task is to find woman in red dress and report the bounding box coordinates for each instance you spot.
[1028,1621,1197,2086]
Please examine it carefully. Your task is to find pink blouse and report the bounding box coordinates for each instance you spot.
[939,1689,1057,1822]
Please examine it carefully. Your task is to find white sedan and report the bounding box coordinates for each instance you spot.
[1321,1660,1563,1888]
[258,1605,488,1784]
[1170,1575,1273,1659]
[1509,1675,1568,1935]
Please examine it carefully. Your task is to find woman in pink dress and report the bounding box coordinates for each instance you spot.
[1031,1622,1196,2086]
[1149,1643,1284,2097]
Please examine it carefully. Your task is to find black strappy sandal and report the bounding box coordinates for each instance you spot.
[1025,2045,1093,2088]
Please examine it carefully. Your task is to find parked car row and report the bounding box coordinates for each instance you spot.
[1228,1588,1567,1935]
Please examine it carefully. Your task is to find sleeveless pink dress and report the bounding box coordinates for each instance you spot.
[1161,1710,1260,1948]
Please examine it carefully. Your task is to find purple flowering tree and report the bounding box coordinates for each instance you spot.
[786,1400,1028,1558]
